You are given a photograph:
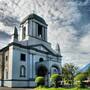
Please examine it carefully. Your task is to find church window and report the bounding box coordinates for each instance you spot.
[20,53,26,61]
[20,65,26,77]
[22,26,26,39]
[38,24,43,38]
[39,58,44,62]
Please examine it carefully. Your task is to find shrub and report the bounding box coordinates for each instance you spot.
[74,73,87,88]
[35,76,45,87]
[74,80,86,88]
[50,74,62,88]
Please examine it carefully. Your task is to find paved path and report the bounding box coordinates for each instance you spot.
[0,87,34,90]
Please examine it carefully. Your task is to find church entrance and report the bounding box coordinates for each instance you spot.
[37,65,48,77]
[37,65,48,86]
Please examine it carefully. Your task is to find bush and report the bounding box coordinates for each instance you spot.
[74,73,87,88]
[50,74,62,88]
[74,81,86,88]
[35,76,45,87]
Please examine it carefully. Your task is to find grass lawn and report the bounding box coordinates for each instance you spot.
[35,87,90,90]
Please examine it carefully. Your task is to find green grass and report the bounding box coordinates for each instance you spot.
[35,87,90,90]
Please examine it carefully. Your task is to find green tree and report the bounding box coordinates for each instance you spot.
[74,72,87,81]
[74,67,90,88]
[62,63,78,86]
[35,76,45,87]
[50,74,62,88]
[74,72,87,88]
[86,67,90,77]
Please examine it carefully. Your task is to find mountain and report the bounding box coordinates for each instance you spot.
[78,63,90,73]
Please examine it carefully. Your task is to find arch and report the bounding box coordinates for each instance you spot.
[20,65,26,77]
[51,64,60,74]
[37,65,48,77]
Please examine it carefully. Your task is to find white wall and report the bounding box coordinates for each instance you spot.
[4,43,61,87]
[12,81,28,87]
[12,46,28,80]
[4,46,13,87]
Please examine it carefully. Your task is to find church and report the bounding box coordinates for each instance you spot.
[0,13,62,87]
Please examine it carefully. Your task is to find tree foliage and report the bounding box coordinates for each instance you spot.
[35,76,45,87]
[74,67,90,88]
[74,72,87,81]
[62,63,78,86]
[50,74,62,88]
[74,72,87,88]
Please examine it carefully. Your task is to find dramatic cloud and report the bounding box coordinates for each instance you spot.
[0,0,20,26]
[0,0,90,67]
[79,24,90,53]
[0,30,11,48]
[74,0,89,6]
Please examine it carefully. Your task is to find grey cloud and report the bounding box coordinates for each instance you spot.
[0,0,20,27]
[0,0,90,67]
[0,15,20,26]
[74,0,89,5]
[0,30,11,39]
[0,30,11,49]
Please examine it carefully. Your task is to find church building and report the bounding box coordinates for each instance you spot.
[0,13,62,87]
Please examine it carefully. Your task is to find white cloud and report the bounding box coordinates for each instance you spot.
[78,24,90,53]
[0,0,90,67]
[75,0,89,6]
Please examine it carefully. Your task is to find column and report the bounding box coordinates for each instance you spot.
[42,27,45,40]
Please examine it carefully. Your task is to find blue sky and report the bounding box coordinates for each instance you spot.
[0,0,90,67]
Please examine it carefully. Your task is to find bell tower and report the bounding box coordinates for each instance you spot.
[20,14,48,44]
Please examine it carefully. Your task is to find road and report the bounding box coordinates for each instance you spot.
[0,87,35,90]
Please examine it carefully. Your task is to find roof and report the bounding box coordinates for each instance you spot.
[0,42,62,57]
[21,13,47,25]
[30,44,62,57]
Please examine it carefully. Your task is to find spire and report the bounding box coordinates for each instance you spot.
[11,27,18,42]
[56,43,61,55]
[14,27,18,40]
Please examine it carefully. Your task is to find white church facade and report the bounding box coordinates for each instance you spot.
[0,14,62,87]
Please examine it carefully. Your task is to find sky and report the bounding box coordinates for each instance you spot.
[0,0,90,67]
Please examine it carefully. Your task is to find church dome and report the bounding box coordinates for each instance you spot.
[21,13,47,25]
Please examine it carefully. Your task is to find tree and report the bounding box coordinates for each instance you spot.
[74,72,87,81]
[86,67,90,77]
[35,76,45,87]
[50,74,62,88]
[74,72,87,88]
[62,63,78,86]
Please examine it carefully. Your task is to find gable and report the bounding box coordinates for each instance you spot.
[32,45,48,53]
[30,44,60,56]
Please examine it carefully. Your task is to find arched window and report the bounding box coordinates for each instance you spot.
[38,24,43,38]
[20,65,26,77]
[51,65,60,74]
[39,58,44,62]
